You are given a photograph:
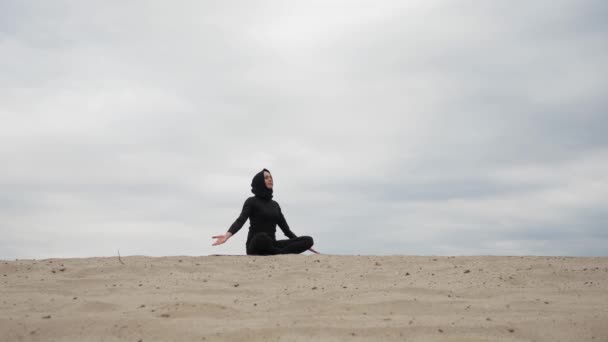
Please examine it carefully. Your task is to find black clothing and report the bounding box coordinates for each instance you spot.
[228,196,297,247]
[227,169,313,255]
[250,169,273,200]
[247,233,313,255]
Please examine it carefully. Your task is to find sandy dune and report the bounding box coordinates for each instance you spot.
[1,255,607,341]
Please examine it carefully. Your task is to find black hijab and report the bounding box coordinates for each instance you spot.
[251,168,273,200]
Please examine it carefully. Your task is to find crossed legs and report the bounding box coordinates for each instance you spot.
[247,233,314,256]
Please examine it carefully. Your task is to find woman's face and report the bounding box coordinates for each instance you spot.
[264,171,273,189]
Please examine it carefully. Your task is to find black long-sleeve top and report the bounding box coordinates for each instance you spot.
[228,196,297,247]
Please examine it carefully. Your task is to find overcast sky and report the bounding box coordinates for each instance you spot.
[1,1,607,259]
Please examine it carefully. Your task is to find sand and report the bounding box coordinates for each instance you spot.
[1,255,607,341]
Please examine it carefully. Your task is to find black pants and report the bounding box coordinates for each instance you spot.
[246,233,314,256]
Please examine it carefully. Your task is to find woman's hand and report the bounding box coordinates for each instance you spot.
[212,232,232,246]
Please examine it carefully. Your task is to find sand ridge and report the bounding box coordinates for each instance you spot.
[1,255,607,341]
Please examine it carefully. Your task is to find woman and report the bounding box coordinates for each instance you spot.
[212,168,319,255]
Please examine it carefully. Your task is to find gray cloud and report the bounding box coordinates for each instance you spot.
[1,1,607,258]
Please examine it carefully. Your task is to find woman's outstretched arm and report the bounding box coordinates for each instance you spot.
[212,198,252,246]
